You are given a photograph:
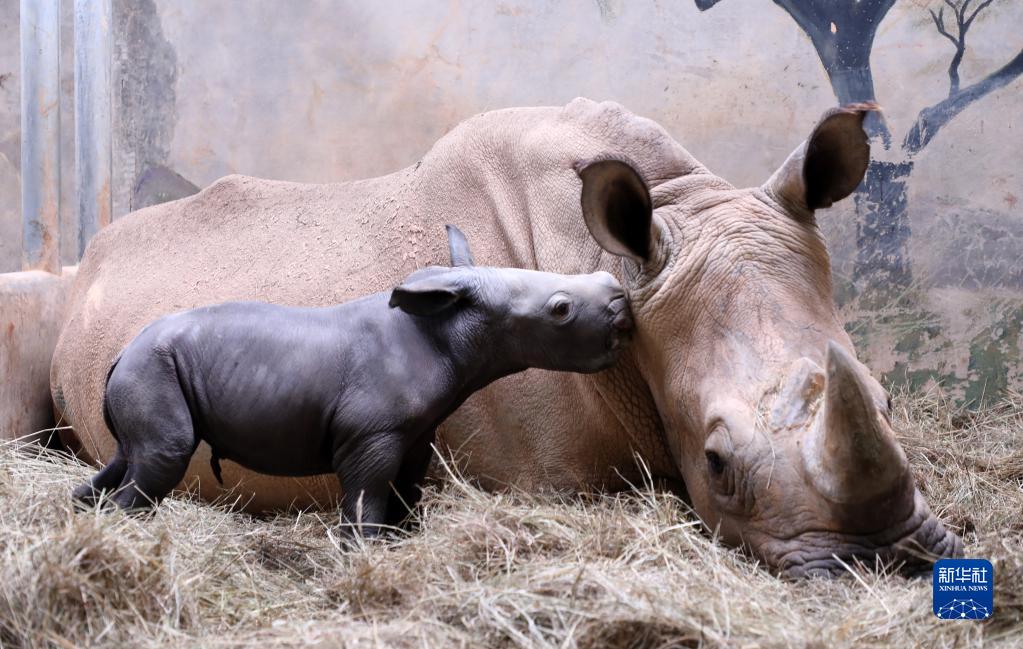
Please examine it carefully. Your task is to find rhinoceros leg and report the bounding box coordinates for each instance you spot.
[102,361,200,512]
[385,431,435,528]
[334,432,406,539]
[72,451,128,507]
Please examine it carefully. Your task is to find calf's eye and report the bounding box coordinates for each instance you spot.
[549,300,571,318]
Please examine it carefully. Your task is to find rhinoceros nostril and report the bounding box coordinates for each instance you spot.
[607,296,632,324]
[613,311,633,332]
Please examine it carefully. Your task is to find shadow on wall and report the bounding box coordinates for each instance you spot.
[131,164,199,210]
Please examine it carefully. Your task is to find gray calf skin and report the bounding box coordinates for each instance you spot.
[73,225,633,535]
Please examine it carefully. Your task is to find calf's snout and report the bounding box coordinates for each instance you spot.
[606,295,634,350]
[609,296,632,329]
[590,270,620,290]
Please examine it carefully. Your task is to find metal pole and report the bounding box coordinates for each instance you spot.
[20,0,62,273]
[75,0,113,257]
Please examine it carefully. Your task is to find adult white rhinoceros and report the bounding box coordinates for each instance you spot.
[51,98,961,576]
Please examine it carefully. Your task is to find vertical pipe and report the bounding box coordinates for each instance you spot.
[75,0,113,257]
[20,0,62,273]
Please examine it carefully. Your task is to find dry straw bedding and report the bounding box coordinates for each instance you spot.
[0,390,1020,648]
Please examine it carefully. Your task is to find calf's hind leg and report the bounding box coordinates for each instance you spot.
[104,365,199,512]
[72,451,128,507]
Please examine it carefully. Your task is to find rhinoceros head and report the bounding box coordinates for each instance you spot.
[575,105,962,577]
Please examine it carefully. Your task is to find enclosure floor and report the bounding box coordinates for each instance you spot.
[0,389,1020,648]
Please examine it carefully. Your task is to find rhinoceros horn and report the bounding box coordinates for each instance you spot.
[803,341,909,504]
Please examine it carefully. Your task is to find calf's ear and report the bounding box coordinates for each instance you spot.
[575,157,658,268]
[765,103,874,216]
[389,272,472,317]
[446,224,475,267]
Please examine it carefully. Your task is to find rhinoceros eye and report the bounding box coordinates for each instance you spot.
[706,450,726,476]
[547,297,573,321]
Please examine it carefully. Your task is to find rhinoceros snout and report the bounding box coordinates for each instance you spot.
[775,506,963,580]
[607,296,634,351]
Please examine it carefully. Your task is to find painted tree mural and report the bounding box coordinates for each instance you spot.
[696,0,1023,298]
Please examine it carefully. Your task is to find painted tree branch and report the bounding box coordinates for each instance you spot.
[904,47,1023,154]
[930,0,996,96]
[929,7,963,94]
[929,7,958,47]
[964,0,995,28]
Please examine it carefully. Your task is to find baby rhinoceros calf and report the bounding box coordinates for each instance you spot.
[73,225,633,535]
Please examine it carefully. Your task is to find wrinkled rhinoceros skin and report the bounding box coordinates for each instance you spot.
[51,98,961,576]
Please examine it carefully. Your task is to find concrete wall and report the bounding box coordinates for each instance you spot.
[0,0,78,273]
[2,0,1021,401]
[0,2,17,273]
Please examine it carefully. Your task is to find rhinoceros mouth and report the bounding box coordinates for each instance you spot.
[767,508,964,580]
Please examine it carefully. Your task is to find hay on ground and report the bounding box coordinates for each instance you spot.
[0,389,1020,648]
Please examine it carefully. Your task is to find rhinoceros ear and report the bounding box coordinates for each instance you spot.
[765,104,874,215]
[389,271,473,317]
[445,224,475,267]
[575,157,656,266]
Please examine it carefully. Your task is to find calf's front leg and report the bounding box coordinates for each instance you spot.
[386,431,436,527]
[333,431,405,539]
